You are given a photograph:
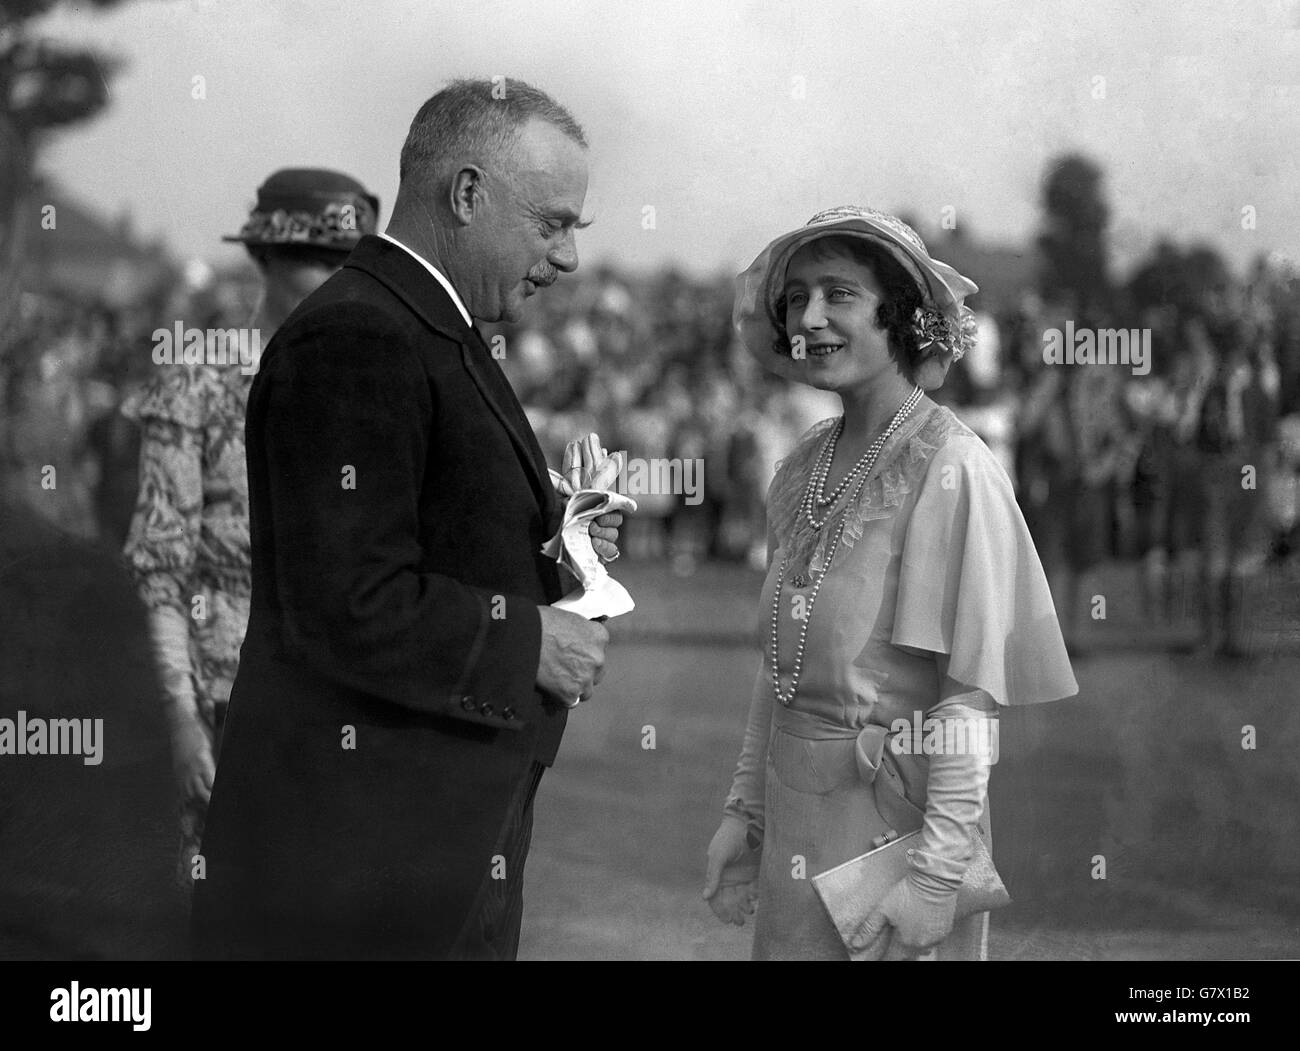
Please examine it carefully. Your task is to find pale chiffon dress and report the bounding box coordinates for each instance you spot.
[724,399,1077,961]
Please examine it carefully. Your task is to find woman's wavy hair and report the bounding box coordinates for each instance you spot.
[770,234,925,381]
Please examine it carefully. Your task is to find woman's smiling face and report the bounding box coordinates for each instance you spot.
[781,240,897,393]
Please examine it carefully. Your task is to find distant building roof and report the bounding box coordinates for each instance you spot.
[22,181,171,302]
[928,231,1038,313]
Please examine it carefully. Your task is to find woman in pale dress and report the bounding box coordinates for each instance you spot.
[703,207,1077,960]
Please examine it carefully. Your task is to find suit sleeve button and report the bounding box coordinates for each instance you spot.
[479,702,494,717]
[501,707,516,720]
[459,695,476,711]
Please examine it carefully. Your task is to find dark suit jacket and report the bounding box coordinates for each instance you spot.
[190,235,568,959]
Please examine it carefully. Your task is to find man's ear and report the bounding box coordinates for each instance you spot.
[448,165,486,225]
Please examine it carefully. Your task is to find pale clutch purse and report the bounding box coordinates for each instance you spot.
[811,829,1011,960]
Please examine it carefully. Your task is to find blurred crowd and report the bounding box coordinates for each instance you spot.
[492,249,1300,602]
[937,264,1300,650]
[3,245,1299,604]
[0,266,258,549]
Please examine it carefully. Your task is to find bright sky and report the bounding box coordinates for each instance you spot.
[36,0,1300,279]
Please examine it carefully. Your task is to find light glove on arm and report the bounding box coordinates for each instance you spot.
[859,688,997,959]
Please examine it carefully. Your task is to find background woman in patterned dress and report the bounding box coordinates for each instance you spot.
[120,169,378,889]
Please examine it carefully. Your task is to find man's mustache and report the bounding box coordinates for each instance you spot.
[528,268,559,287]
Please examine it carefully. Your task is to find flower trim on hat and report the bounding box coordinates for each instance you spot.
[914,304,977,363]
[234,200,372,248]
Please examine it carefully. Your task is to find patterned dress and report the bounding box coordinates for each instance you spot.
[121,361,253,886]
[723,400,1077,960]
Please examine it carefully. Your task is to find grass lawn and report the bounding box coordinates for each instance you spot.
[3,509,1297,961]
[520,560,1300,959]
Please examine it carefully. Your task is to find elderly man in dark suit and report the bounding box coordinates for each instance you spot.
[191,78,617,960]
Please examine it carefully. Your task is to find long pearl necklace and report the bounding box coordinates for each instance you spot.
[802,384,924,531]
[771,386,923,707]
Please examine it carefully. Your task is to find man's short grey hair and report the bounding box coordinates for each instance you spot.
[399,77,587,185]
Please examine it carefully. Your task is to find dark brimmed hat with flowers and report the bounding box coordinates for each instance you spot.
[222,168,379,252]
[733,205,979,389]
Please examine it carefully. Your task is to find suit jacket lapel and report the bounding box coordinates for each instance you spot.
[344,235,469,343]
[342,237,558,527]
[460,330,559,526]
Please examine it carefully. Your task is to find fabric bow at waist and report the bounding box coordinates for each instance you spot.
[771,707,927,835]
[852,723,928,835]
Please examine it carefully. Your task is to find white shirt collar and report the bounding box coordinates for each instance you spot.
[378,231,473,328]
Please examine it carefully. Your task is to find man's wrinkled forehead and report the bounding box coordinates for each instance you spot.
[505,120,587,189]
[516,164,587,205]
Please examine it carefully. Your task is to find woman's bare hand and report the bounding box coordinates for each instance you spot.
[703,816,761,925]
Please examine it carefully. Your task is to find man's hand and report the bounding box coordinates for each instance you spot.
[536,605,609,705]
[589,511,623,562]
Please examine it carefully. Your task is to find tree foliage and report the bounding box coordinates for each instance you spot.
[0,0,129,349]
[1037,153,1113,315]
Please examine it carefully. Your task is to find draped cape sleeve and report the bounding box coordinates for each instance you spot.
[891,428,1078,707]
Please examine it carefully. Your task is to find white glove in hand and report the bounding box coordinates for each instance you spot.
[545,433,637,620]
